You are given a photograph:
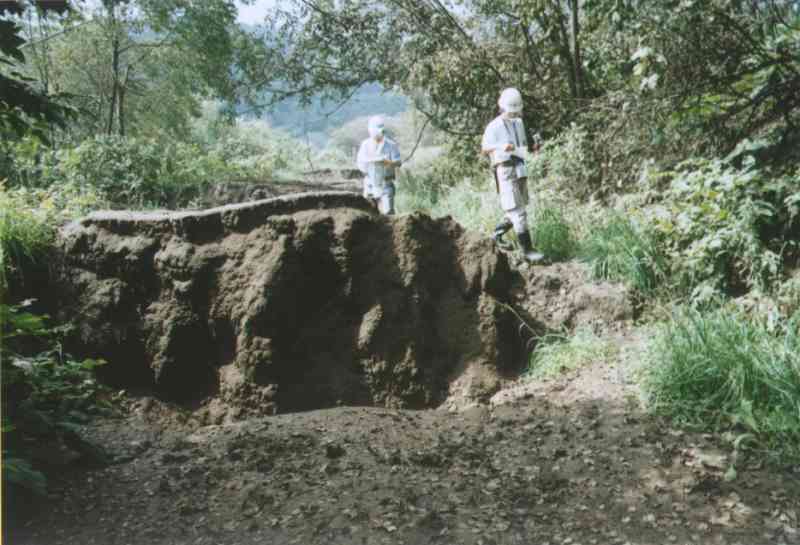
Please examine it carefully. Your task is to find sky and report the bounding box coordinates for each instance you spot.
[235,0,277,25]
[74,0,277,24]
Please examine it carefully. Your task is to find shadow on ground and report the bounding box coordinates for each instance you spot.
[6,379,799,545]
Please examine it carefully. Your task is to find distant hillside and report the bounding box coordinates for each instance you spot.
[265,84,407,147]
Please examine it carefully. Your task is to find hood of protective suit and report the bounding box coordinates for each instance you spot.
[498,88,523,114]
[368,116,386,139]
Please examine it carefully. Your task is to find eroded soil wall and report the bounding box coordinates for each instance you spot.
[54,192,521,420]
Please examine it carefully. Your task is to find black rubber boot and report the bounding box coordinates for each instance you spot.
[517,231,545,263]
[492,220,513,249]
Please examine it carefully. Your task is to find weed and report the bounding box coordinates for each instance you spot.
[645,307,800,459]
[530,204,577,262]
[580,214,667,294]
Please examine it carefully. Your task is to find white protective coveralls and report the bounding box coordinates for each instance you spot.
[357,116,402,215]
[481,113,530,233]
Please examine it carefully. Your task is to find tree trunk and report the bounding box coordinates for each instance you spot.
[107,34,119,135]
[118,85,125,136]
[553,3,578,99]
[570,0,583,99]
[119,66,132,136]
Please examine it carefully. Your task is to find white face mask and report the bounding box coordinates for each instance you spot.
[369,126,385,139]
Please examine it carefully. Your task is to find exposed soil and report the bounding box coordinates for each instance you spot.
[6,333,799,545]
[4,179,799,545]
[51,191,520,420]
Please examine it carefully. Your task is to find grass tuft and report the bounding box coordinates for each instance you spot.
[579,214,667,294]
[530,204,577,262]
[645,308,800,458]
[527,327,617,379]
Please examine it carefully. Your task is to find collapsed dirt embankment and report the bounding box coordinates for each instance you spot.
[54,191,525,421]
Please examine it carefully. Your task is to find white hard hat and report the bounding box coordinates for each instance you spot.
[368,115,386,138]
[498,88,523,113]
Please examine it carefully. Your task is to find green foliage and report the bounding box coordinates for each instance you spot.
[0,15,72,143]
[530,204,577,262]
[16,0,260,140]
[396,150,496,231]
[2,455,47,495]
[528,124,598,199]
[3,132,291,209]
[266,84,408,146]
[642,154,796,304]
[580,214,667,295]
[527,327,617,379]
[52,136,218,207]
[0,185,53,288]
[645,307,800,458]
[193,109,296,179]
[1,303,112,495]
[0,181,101,288]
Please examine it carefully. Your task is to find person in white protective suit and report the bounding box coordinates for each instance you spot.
[356,115,402,215]
[481,87,544,263]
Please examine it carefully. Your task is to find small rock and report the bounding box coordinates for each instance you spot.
[325,442,346,459]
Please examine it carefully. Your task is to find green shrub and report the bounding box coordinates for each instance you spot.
[1,303,111,494]
[642,156,792,304]
[4,120,303,210]
[55,136,221,208]
[192,103,297,179]
[528,124,598,199]
[0,183,102,288]
[527,327,617,379]
[580,214,667,294]
[530,204,577,262]
[646,308,800,457]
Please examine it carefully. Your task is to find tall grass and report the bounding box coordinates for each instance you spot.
[580,215,667,294]
[530,204,577,262]
[0,184,101,290]
[399,166,581,263]
[0,188,54,290]
[646,308,800,456]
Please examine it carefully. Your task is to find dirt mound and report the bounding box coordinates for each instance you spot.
[53,191,521,421]
[513,261,633,333]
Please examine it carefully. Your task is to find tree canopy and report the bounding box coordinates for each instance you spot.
[252,0,800,177]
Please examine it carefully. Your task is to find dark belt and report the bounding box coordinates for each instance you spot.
[495,156,525,168]
[492,157,524,192]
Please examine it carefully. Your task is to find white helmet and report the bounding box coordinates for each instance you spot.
[368,115,386,138]
[498,88,523,113]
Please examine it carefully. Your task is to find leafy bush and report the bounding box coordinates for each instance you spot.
[527,327,617,379]
[1,303,111,494]
[55,136,224,208]
[646,307,800,457]
[0,183,102,289]
[201,118,295,179]
[580,214,667,294]
[192,103,298,179]
[528,124,598,199]
[3,116,303,210]
[642,154,796,304]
